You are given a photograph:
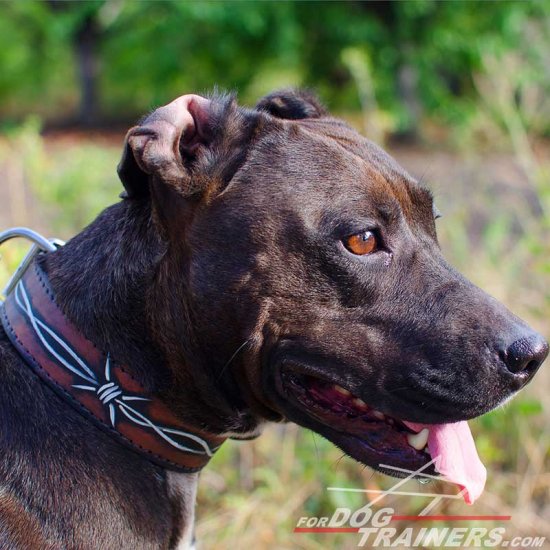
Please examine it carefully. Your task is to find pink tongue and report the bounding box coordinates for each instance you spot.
[404,421,487,505]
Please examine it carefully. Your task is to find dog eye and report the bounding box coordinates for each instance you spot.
[344,231,378,255]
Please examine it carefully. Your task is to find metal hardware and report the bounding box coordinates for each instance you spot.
[0,227,64,300]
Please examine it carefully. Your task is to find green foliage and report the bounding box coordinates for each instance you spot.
[0,118,120,236]
[1,0,549,136]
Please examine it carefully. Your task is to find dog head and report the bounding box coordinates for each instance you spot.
[118,90,548,483]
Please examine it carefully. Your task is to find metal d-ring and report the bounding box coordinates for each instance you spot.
[0,227,65,299]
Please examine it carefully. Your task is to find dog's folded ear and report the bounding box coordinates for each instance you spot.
[118,90,324,202]
[256,89,326,120]
[118,94,219,199]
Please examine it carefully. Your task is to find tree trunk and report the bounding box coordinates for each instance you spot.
[75,14,100,127]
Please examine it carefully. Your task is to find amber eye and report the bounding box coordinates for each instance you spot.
[344,231,378,255]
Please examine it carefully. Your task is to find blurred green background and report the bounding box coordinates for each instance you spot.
[1,1,549,548]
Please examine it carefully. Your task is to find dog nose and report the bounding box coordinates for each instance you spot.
[500,334,549,375]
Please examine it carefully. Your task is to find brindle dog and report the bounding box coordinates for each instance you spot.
[0,90,547,548]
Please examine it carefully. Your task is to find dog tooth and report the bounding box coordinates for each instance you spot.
[407,428,429,451]
[372,410,385,420]
[333,385,351,397]
[353,398,368,410]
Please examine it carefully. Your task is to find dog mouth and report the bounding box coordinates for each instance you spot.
[279,369,487,504]
[281,372,432,470]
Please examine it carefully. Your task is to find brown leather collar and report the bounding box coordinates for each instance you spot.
[1,262,226,472]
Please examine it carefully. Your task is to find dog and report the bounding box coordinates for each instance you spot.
[0,89,547,549]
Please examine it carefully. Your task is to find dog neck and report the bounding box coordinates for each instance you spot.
[40,199,258,437]
[167,471,199,550]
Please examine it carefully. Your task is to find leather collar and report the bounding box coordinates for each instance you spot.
[1,262,226,472]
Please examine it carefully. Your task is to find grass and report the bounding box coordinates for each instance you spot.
[0,121,549,548]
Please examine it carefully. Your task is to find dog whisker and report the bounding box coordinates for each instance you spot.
[217,339,251,381]
[332,453,347,473]
[310,431,320,465]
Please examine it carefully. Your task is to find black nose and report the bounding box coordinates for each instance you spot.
[500,334,549,375]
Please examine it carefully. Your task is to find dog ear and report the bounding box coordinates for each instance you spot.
[118,94,216,199]
[255,89,326,120]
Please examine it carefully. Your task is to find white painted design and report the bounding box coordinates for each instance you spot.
[14,280,216,457]
[16,280,97,384]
